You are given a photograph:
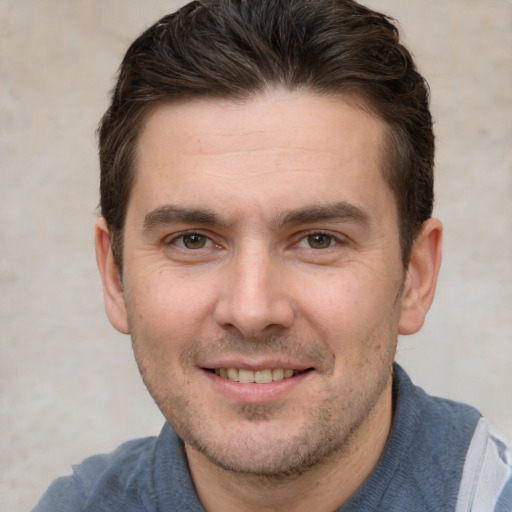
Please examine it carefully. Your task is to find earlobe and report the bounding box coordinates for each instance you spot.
[398,218,443,335]
[94,218,130,334]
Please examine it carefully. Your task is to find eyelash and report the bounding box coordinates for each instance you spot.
[166,230,345,251]
[166,232,216,250]
[295,231,345,250]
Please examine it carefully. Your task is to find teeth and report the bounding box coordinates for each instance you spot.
[215,367,298,383]
[272,368,284,381]
[238,368,254,383]
[255,369,273,384]
[227,368,239,381]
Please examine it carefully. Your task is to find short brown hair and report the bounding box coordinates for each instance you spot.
[99,0,434,271]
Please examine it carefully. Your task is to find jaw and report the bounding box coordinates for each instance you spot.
[183,372,394,512]
[173,362,392,477]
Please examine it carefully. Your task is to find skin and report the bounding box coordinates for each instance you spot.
[96,90,442,511]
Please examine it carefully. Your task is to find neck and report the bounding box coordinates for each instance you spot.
[186,380,393,512]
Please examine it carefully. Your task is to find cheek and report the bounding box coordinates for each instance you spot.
[297,270,401,349]
[126,274,216,352]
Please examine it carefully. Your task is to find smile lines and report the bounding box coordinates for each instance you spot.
[210,367,305,384]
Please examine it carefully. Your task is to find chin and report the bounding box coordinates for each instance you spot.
[179,407,358,479]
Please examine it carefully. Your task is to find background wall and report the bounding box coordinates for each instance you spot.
[1,1,510,509]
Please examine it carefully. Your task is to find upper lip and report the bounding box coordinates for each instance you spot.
[199,357,313,372]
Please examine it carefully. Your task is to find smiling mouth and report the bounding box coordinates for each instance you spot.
[206,368,311,384]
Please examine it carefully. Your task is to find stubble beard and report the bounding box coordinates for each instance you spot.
[184,381,391,480]
[131,329,397,480]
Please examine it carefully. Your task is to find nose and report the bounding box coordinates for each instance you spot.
[214,248,295,339]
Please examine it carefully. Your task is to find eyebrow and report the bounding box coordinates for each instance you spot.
[275,201,372,229]
[143,205,228,232]
[142,201,372,233]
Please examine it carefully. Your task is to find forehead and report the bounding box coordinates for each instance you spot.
[131,90,395,223]
[138,91,386,158]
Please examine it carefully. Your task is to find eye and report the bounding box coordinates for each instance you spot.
[172,233,212,249]
[306,233,335,249]
[295,232,340,250]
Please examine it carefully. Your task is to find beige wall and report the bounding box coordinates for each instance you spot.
[1,1,510,509]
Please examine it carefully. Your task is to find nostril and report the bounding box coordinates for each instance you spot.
[214,297,295,339]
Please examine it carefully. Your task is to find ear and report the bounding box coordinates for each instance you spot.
[398,218,442,335]
[94,217,130,334]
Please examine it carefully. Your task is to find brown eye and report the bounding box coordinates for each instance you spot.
[182,234,208,249]
[307,233,333,249]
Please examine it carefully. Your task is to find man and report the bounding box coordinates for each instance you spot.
[33,0,511,510]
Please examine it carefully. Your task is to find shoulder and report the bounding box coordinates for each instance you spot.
[392,364,482,459]
[380,365,510,511]
[456,418,512,512]
[32,436,157,512]
[351,365,482,510]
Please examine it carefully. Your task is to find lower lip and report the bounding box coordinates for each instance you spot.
[202,369,312,403]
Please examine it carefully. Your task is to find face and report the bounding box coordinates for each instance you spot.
[101,91,412,477]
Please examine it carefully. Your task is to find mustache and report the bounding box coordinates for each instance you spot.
[181,333,335,371]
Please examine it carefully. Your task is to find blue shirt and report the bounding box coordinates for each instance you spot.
[33,365,512,511]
